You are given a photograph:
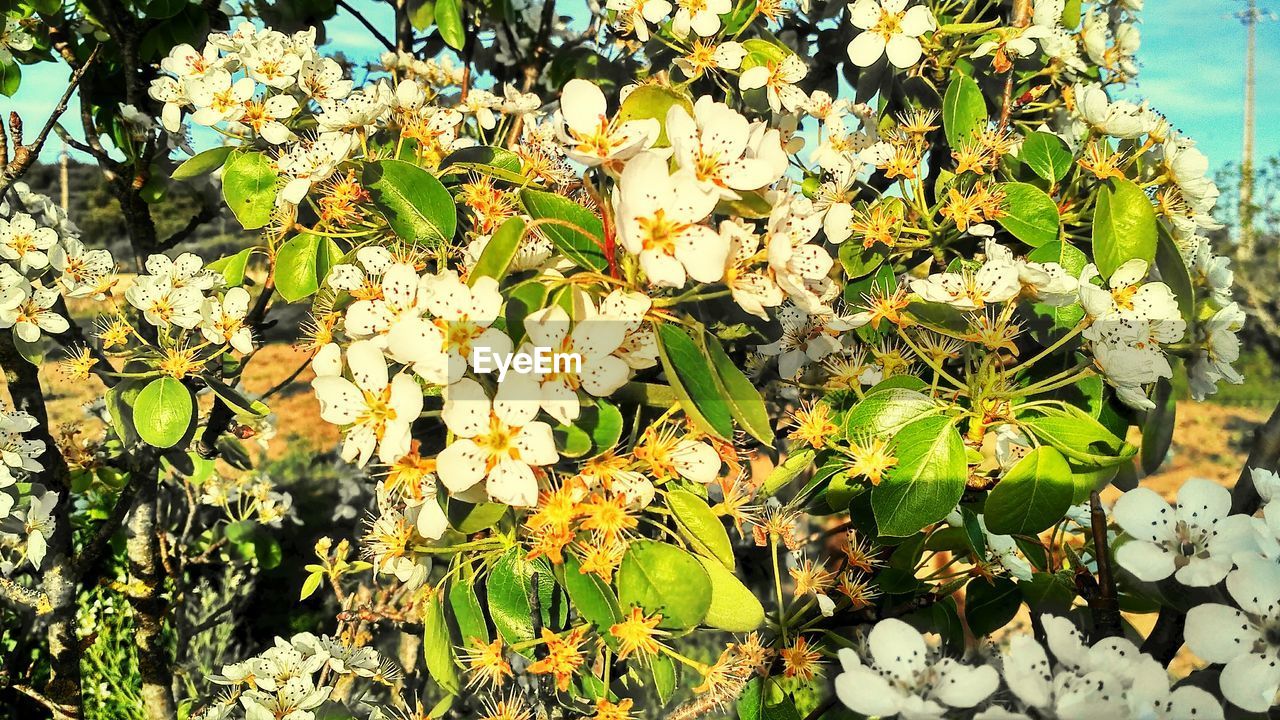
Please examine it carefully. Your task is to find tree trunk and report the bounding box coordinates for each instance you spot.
[0,334,82,719]
[125,468,177,720]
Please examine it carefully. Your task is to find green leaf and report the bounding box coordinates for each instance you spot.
[1140,377,1176,475]
[668,489,734,569]
[616,85,693,147]
[202,375,269,417]
[872,415,966,537]
[487,548,564,654]
[446,498,507,533]
[965,576,1022,635]
[424,591,461,694]
[143,0,186,18]
[616,540,711,629]
[134,377,194,449]
[435,0,465,49]
[409,0,436,29]
[105,377,147,445]
[695,554,764,632]
[984,447,1074,535]
[839,238,889,279]
[1092,178,1157,278]
[760,447,815,498]
[1019,132,1073,184]
[1155,223,1195,327]
[300,572,323,600]
[1022,405,1136,469]
[363,159,457,245]
[652,654,678,703]
[844,387,939,438]
[173,146,234,180]
[561,554,623,640]
[0,59,20,97]
[274,234,341,302]
[1061,0,1082,27]
[942,71,986,147]
[441,145,523,175]
[998,182,1060,247]
[207,248,252,286]
[705,335,773,444]
[449,576,490,645]
[655,324,734,441]
[1021,572,1074,614]
[553,401,624,459]
[221,152,278,229]
[470,216,525,286]
[520,189,607,271]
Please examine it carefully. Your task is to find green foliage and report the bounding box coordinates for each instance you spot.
[616,540,712,629]
[1092,178,1158,278]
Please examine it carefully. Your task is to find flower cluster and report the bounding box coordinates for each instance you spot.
[117,0,1250,717]
[0,184,113,346]
[835,616,1225,719]
[202,633,395,720]
[0,407,53,572]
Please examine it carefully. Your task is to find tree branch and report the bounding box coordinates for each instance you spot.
[338,0,396,52]
[157,203,220,251]
[0,47,99,197]
[1087,490,1121,640]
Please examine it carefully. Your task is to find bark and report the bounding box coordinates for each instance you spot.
[0,334,82,719]
[123,465,177,719]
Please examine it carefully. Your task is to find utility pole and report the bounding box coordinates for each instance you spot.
[1235,0,1274,259]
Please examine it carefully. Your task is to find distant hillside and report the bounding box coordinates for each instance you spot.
[17,160,249,262]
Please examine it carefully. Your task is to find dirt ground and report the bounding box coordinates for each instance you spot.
[25,341,339,459]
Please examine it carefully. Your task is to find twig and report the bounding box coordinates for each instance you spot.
[1087,491,1121,639]
[998,0,1031,131]
[1231,399,1280,515]
[0,47,99,196]
[157,203,220,251]
[73,473,140,582]
[338,0,395,51]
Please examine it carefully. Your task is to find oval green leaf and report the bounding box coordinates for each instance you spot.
[694,555,764,632]
[134,377,194,449]
[616,540,711,629]
[998,182,1060,247]
[668,489,734,569]
[1092,178,1157,278]
[943,72,986,147]
[275,234,342,302]
[984,446,1074,535]
[1019,132,1073,184]
[520,189,608,271]
[222,152,279,230]
[655,324,734,441]
[470,216,525,286]
[424,590,461,694]
[363,159,457,245]
[561,554,623,642]
[871,414,967,537]
[173,146,234,180]
[435,0,465,49]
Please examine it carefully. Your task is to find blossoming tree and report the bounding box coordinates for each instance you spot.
[0,0,1267,718]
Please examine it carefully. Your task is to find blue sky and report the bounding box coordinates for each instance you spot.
[3,0,1274,172]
